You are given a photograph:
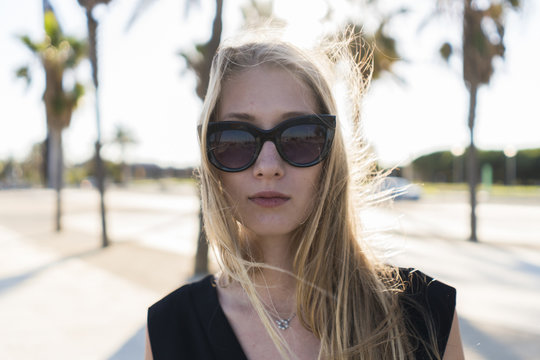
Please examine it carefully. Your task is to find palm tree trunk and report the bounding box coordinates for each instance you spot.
[466,83,478,242]
[48,127,63,231]
[194,203,208,276]
[193,0,223,276]
[84,4,109,248]
[95,140,109,247]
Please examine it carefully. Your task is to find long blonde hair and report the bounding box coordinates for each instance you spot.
[197,32,433,360]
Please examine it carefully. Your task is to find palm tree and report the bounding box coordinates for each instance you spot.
[127,0,222,276]
[438,0,521,242]
[16,9,87,231]
[129,0,224,276]
[335,18,403,137]
[326,0,406,81]
[343,21,402,82]
[179,0,223,100]
[180,0,223,276]
[77,0,112,247]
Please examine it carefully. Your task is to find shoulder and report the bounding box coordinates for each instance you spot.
[148,283,191,316]
[146,275,216,359]
[148,275,214,324]
[397,267,456,358]
[399,267,456,306]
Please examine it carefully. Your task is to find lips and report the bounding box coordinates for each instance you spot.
[249,191,290,208]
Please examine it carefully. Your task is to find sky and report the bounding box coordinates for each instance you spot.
[1,0,539,169]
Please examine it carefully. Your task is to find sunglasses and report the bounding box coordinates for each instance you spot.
[203,114,336,172]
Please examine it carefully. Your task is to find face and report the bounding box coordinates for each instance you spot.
[215,66,322,240]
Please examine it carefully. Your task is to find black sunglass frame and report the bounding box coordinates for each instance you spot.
[203,114,336,172]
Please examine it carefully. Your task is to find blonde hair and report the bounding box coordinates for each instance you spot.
[197,31,436,360]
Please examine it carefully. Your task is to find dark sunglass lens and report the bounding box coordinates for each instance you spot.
[209,130,256,169]
[281,124,326,164]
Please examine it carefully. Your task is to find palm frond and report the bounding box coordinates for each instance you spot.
[19,35,40,53]
[44,10,62,46]
[15,66,32,87]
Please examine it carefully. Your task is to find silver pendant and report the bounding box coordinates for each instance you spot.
[276,318,291,330]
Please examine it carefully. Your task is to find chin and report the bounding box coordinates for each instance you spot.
[244,223,299,239]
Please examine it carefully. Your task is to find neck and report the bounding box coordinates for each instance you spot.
[250,233,297,314]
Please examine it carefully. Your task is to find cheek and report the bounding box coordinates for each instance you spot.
[308,164,323,190]
[219,173,245,206]
[296,166,322,206]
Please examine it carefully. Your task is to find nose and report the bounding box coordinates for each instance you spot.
[252,140,284,178]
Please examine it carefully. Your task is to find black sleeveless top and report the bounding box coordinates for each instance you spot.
[147,268,456,359]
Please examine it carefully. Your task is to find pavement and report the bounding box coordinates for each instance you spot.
[0,183,539,359]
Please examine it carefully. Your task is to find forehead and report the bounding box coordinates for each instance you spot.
[217,65,318,128]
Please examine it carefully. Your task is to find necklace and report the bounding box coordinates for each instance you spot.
[263,295,296,330]
[261,292,296,330]
[274,313,296,330]
[257,276,296,331]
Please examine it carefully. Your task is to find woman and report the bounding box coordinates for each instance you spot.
[145,33,465,360]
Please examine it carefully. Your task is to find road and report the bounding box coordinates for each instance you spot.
[0,185,539,359]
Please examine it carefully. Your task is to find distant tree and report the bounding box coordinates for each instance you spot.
[21,142,46,185]
[16,9,87,231]
[111,124,137,184]
[413,151,455,183]
[515,149,540,185]
[411,148,540,185]
[437,0,522,241]
[0,158,22,187]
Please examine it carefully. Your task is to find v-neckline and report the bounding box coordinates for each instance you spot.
[190,275,249,360]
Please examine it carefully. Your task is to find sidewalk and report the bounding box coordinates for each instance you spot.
[1,186,539,359]
[0,187,198,360]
